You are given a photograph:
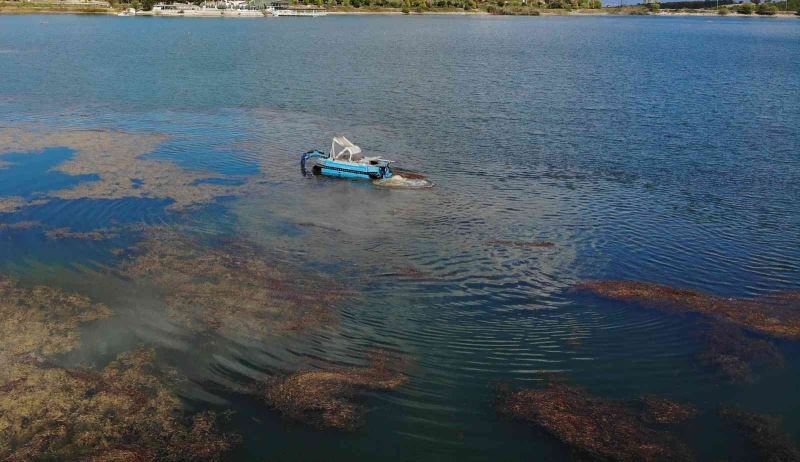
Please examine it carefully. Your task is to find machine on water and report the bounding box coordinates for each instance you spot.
[301,136,394,181]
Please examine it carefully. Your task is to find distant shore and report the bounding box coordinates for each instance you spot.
[1,2,798,17]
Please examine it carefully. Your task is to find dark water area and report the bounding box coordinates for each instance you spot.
[1,14,800,461]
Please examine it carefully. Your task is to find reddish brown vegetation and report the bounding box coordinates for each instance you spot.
[257,352,407,431]
[578,280,800,340]
[0,276,235,461]
[638,397,698,425]
[45,226,118,241]
[119,229,346,339]
[695,322,784,383]
[496,381,693,461]
[720,407,800,462]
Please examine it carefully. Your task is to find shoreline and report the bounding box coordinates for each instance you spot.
[0,3,797,17]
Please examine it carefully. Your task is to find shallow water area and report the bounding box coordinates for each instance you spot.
[1,13,800,461]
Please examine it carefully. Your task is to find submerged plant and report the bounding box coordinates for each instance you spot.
[119,229,346,339]
[0,349,236,461]
[695,321,784,383]
[0,275,236,460]
[496,381,693,461]
[45,226,119,241]
[256,352,408,430]
[720,407,800,461]
[0,221,41,232]
[0,275,111,358]
[577,280,800,340]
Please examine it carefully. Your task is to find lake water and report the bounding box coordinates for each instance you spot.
[1,13,800,461]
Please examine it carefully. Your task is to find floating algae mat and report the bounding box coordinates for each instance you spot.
[254,351,408,431]
[496,380,696,461]
[0,275,236,460]
[0,128,250,212]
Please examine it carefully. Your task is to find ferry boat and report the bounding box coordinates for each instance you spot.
[301,137,393,180]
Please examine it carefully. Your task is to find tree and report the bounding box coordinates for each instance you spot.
[758,2,778,13]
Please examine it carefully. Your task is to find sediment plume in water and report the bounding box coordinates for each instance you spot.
[118,229,346,339]
[495,381,694,461]
[720,407,800,462]
[373,170,433,189]
[0,276,236,461]
[578,280,800,340]
[0,128,247,211]
[256,352,408,431]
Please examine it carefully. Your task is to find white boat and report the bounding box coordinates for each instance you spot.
[268,4,326,16]
[117,7,136,15]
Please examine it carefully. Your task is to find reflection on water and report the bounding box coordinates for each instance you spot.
[1,13,800,461]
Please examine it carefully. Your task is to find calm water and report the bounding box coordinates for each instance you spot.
[2,14,800,460]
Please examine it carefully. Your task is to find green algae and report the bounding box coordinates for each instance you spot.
[256,352,408,431]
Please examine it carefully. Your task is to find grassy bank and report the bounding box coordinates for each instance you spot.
[0,1,114,14]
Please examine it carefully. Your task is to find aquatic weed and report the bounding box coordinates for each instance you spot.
[695,321,784,383]
[0,349,236,461]
[45,226,119,241]
[719,407,800,462]
[578,280,800,340]
[257,351,408,431]
[0,275,236,461]
[495,381,693,461]
[0,128,247,211]
[118,228,346,339]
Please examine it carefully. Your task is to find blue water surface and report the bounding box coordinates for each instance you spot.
[1,14,799,461]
